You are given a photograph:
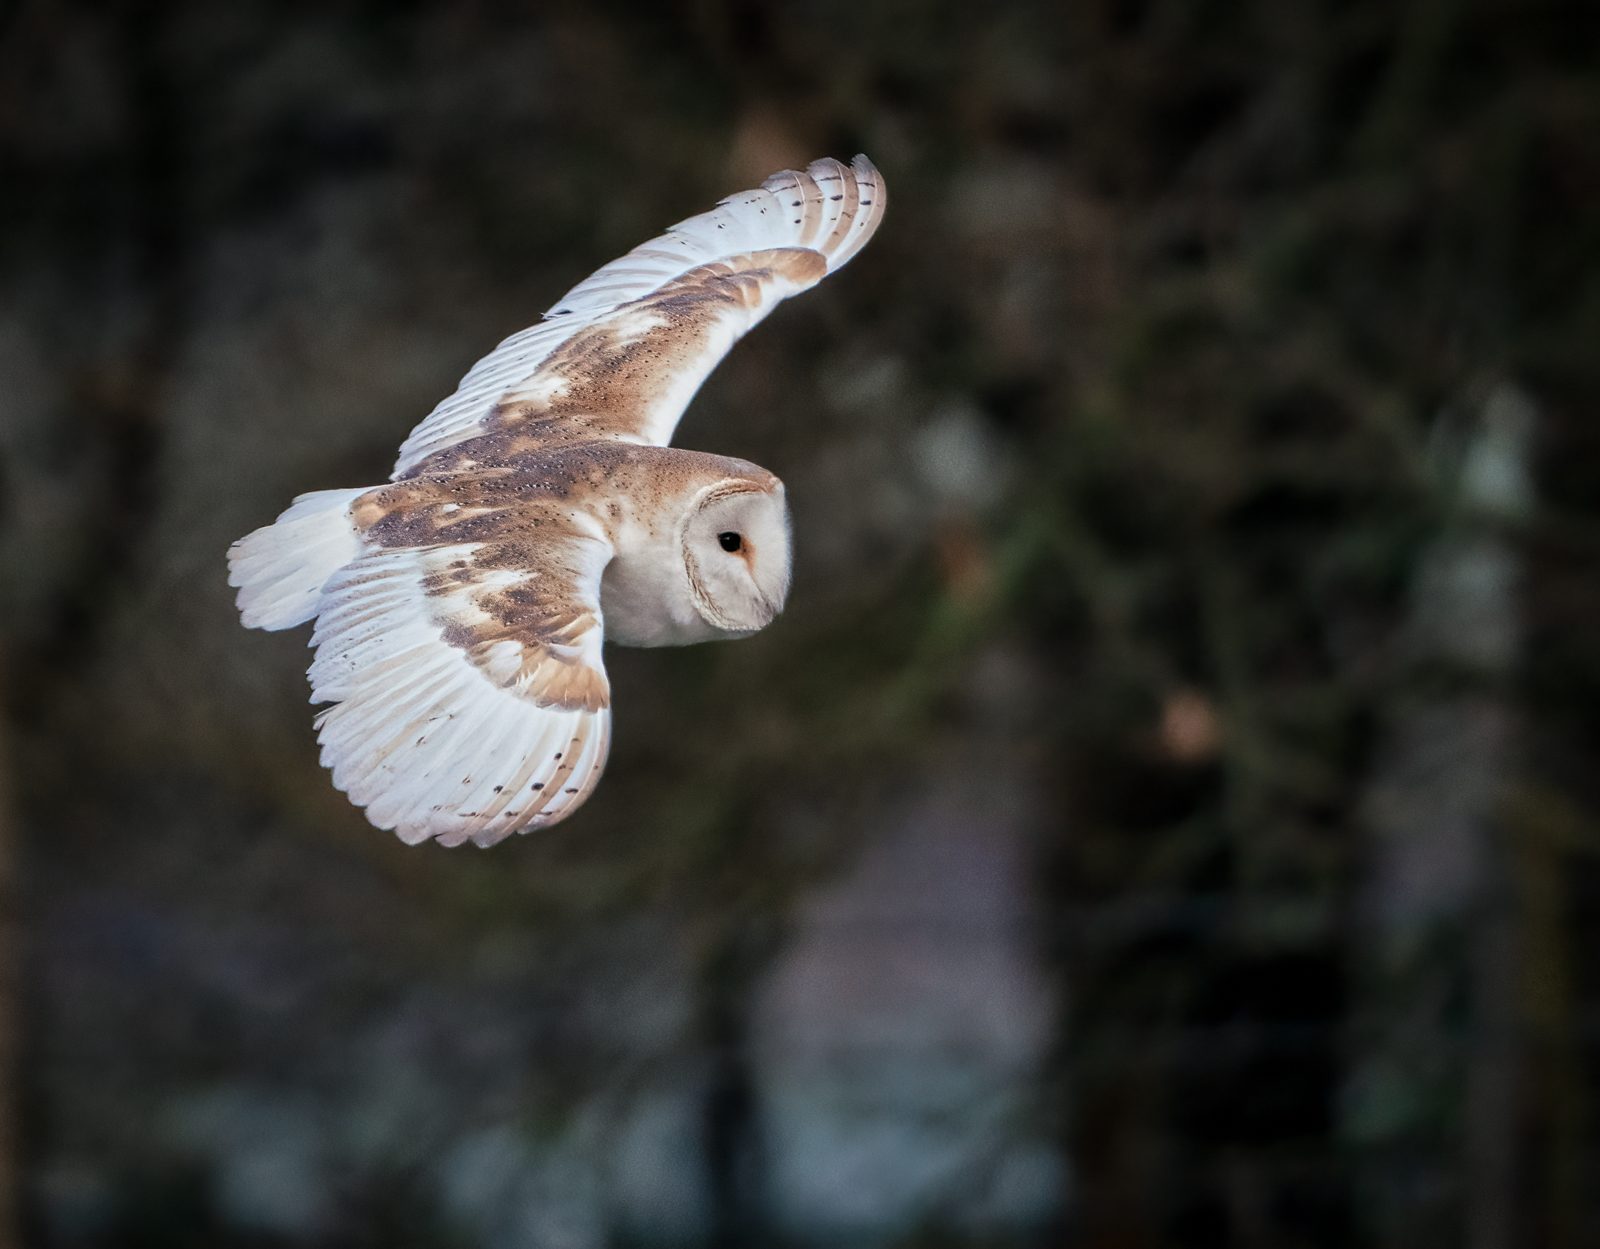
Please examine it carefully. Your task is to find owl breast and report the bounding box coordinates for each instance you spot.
[599,547,725,647]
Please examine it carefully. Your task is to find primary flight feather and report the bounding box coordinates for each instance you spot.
[227,154,887,847]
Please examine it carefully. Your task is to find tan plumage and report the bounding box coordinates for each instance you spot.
[227,155,886,846]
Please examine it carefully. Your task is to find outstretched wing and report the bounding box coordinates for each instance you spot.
[392,154,886,477]
[307,530,614,847]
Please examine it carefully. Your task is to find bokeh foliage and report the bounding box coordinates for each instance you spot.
[2,1,1599,1246]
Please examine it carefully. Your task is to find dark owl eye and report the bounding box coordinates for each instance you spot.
[717,532,743,553]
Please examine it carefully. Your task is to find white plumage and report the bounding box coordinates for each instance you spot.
[228,487,368,630]
[307,549,610,846]
[228,155,886,846]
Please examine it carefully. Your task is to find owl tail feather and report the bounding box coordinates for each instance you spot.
[227,486,372,631]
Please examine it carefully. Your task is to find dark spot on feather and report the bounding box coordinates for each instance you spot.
[441,622,475,650]
[564,788,578,794]
[532,783,544,791]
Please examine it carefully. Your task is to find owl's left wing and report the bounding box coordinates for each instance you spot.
[391,155,886,478]
[308,530,614,847]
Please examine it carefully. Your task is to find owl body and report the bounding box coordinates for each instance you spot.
[354,442,788,648]
[228,155,883,846]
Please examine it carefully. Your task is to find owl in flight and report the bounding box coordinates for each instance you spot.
[228,155,886,847]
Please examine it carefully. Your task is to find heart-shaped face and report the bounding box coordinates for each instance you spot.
[680,479,793,634]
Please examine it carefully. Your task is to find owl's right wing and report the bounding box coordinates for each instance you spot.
[307,529,615,848]
[391,155,886,477]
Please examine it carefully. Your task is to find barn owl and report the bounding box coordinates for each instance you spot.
[228,155,886,847]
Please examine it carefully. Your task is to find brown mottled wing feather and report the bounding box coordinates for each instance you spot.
[392,155,886,477]
[307,529,614,847]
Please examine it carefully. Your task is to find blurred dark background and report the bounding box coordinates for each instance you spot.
[3,1,1599,1246]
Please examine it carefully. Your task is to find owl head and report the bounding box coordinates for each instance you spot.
[679,478,792,633]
